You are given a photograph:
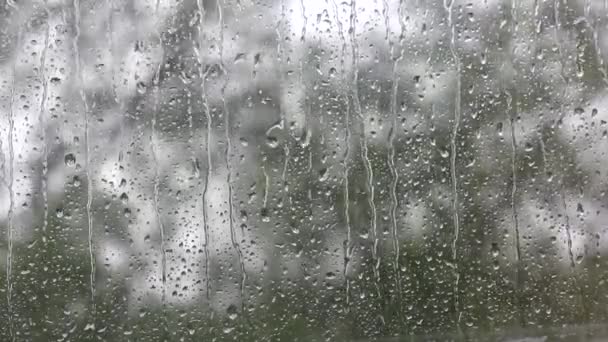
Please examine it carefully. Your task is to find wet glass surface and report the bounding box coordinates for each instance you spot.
[2,0,608,340]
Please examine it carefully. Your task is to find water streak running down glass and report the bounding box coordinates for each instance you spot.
[1,0,608,340]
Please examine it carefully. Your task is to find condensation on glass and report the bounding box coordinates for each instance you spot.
[1,0,608,340]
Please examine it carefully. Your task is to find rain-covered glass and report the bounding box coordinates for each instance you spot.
[1,0,608,340]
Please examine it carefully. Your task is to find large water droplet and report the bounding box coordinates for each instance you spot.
[65,153,76,167]
[136,82,147,94]
[234,53,246,64]
[226,304,238,320]
[491,242,500,258]
[266,136,279,148]
[318,168,328,182]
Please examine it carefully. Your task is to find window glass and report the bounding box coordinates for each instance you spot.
[1,0,608,340]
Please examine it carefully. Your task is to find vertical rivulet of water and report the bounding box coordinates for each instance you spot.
[151,0,167,333]
[332,0,353,311]
[39,0,50,248]
[388,0,405,324]
[73,0,96,325]
[218,0,247,315]
[350,0,381,303]
[195,0,211,300]
[444,0,462,326]
[6,4,21,339]
[553,0,576,273]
